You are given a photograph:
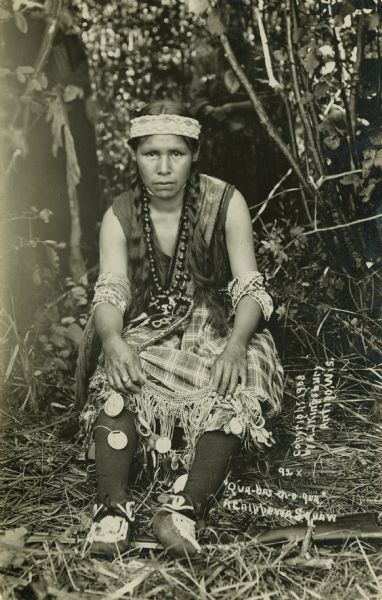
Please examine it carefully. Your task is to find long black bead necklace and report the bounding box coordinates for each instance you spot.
[142,192,191,316]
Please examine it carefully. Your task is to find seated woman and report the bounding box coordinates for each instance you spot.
[76,100,284,558]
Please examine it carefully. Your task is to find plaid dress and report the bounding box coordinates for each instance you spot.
[77,175,284,466]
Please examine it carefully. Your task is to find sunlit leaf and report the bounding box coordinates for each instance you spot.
[362,148,382,177]
[301,44,319,75]
[207,7,225,36]
[314,82,330,98]
[321,61,336,76]
[46,246,60,271]
[16,65,34,83]
[360,179,377,203]
[53,357,69,371]
[39,208,53,223]
[224,69,240,94]
[64,84,84,103]
[367,13,380,31]
[292,27,304,44]
[369,130,382,146]
[340,174,361,187]
[51,324,68,348]
[334,1,355,27]
[322,133,341,150]
[17,65,35,75]
[13,0,42,10]
[0,527,27,568]
[14,11,28,33]
[318,45,334,58]
[0,7,11,19]
[273,50,287,64]
[291,226,304,237]
[65,323,83,346]
[187,0,209,15]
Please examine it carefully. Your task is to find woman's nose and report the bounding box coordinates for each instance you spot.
[157,155,171,174]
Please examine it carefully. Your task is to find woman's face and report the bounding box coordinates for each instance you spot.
[133,134,197,201]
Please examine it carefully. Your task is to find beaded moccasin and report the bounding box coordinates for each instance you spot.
[152,494,202,559]
[85,501,135,556]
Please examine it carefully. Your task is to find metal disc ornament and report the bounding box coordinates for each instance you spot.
[155,436,172,454]
[107,430,128,450]
[230,417,243,435]
[104,392,124,417]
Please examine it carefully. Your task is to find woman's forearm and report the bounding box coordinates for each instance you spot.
[228,296,263,349]
[94,303,124,347]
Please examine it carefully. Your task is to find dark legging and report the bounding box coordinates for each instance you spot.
[183,431,241,517]
[95,409,241,513]
[95,409,138,507]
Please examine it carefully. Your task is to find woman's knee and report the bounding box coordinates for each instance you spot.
[95,408,137,438]
[95,408,137,433]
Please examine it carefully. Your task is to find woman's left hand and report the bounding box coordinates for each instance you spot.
[210,340,248,399]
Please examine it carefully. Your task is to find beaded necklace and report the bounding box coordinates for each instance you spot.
[142,193,192,324]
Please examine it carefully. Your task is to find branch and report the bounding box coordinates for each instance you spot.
[253,0,282,90]
[219,34,311,193]
[7,3,60,177]
[350,14,366,130]
[252,168,292,223]
[331,25,360,169]
[285,0,324,177]
[59,97,86,283]
[280,85,299,161]
[21,11,60,130]
[315,168,362,189]
[304,212,382,236]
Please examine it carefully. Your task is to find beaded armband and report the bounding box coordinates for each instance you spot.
[227,270,273,321]
[92,272,132,315]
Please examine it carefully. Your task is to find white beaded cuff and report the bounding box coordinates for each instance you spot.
[93,272,132,315]
[227,270,273,321]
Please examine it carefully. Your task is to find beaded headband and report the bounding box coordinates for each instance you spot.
[129,114,201,141]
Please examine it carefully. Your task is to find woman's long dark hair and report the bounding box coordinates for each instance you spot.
[126,100,230,333]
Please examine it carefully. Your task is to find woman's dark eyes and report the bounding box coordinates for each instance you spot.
[145,151,184,157]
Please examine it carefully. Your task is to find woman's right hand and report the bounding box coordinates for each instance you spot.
[103,335,145,393]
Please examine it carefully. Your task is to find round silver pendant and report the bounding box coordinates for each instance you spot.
[107,430,128,450]
[155,436,172,454]
[230,417,244,435]
[104,392,124,417]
